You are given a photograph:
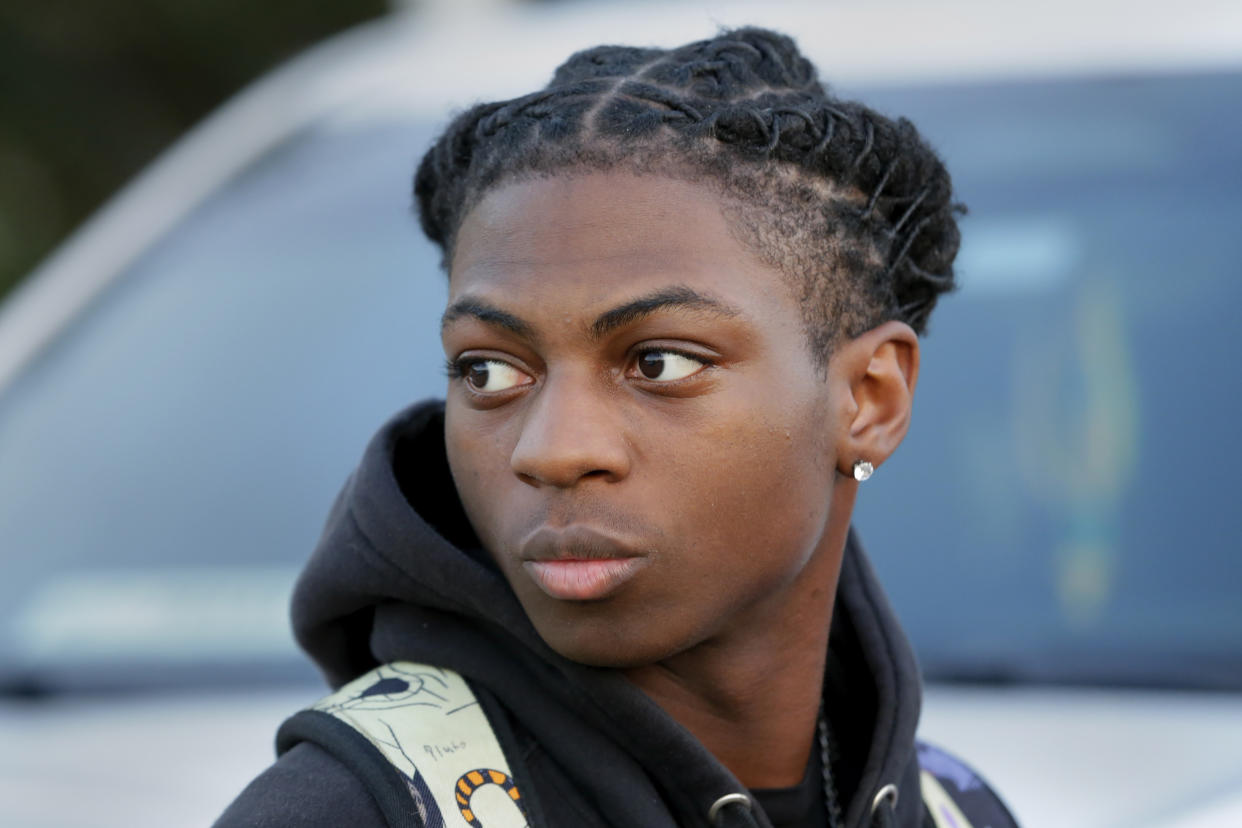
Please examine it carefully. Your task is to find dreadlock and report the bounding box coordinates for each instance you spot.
[414,27,962,361]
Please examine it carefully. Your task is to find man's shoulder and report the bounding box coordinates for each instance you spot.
[916,741,1021,828]
[213,741,386,827]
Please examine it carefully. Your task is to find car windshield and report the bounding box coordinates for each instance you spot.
[1,71,1239,692]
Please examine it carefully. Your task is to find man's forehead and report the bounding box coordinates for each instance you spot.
[449,173,743,277]
[443,171,807,340]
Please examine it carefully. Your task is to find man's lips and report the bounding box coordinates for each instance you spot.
[519,526,649,601]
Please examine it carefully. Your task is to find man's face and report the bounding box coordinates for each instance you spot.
[442,172,849,668]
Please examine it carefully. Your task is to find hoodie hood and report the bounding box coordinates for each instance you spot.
[291,401,925,828]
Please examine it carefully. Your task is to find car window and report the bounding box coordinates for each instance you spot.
[1,72,1239,691]
[855,72,1242,688]
[0,119,447,687]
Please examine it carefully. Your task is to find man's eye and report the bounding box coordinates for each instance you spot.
[461,359,531,393]
[635,350,708,382]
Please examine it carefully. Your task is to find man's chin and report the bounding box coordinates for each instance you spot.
[530,613,679,670]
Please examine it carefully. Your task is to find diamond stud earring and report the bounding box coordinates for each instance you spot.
[852,460,874,482]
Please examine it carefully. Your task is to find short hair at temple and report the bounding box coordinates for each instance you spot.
[414,27,963,362]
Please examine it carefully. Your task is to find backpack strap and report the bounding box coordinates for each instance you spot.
[920,770,976,828]
[277,662,529,828]
[917,741,1020,828]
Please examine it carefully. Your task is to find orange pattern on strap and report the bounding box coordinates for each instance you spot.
[454,768,524,828]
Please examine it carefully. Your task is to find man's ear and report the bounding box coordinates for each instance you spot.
[830,320,920,478]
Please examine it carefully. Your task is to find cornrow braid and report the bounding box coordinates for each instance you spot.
[415,27,963,361]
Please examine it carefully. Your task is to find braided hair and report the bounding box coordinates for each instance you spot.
[415,27,962,361]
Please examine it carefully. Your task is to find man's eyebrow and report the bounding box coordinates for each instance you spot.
[591,286,741,338]
[441,297,534,339]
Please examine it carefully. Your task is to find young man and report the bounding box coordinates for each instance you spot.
[217,27,1018,828]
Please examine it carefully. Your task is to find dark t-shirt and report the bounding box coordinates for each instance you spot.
[752,743,829,828]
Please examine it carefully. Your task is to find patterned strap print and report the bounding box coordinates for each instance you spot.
[313,662,529,828]
[920,771,976,828]
[455,768,523,828]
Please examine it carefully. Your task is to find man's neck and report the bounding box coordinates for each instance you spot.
[622,537,842,789]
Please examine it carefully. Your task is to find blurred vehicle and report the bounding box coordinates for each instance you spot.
[2,1,1241,826]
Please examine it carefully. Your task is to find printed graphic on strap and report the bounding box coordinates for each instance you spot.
[455,768,523,828]
[315,662,529,827]
[920,771,976,828]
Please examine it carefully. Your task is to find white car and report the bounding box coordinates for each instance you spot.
[2,1,1241,826]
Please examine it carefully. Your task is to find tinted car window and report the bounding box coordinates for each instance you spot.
[0,120,447,687]
[1,73,1238,690]
[857,72,1242,688]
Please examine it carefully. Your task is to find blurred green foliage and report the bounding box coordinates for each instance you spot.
[0,0,386,302]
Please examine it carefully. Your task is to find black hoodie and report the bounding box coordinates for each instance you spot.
[215,401,1017,828]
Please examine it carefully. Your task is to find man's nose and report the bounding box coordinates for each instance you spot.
[510,373,631,488]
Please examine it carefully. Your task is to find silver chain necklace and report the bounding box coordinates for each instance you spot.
[817,711,845,828]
